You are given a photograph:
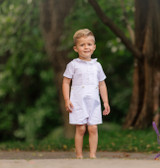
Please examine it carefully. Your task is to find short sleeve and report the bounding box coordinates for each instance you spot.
[97,62,106,81]
[63,61,74,79]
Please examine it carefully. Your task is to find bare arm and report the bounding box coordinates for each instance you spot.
[62,77,73,112]
[99,80,110,115]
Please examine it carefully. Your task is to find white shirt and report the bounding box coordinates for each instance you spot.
[63,58,106,86]
[63,58,106,125]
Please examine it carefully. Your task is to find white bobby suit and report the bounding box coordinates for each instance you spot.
[63,58,106,125]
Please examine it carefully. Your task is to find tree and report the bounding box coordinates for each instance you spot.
[88,0,160,128]
[40,0,75,138]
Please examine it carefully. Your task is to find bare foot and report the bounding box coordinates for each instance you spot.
[76,156,83,159]
[90,155,96,159]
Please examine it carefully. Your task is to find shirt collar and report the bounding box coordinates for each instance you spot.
[76,58,97,64]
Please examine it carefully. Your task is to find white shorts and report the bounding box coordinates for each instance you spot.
[69,85,102,125]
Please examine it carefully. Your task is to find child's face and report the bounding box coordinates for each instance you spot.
[73,36,96,61]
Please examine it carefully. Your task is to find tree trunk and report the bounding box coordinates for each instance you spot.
[40,0,75,138]
[88,0,160,128]
[124,0,160,128]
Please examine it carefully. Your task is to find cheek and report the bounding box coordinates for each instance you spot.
[92,47,96,52]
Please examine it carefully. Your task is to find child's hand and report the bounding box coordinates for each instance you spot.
[65,99,74,113]
[103,103,110,116]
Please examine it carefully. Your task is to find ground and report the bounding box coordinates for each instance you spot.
[0,151,157,160]
[0,151,159,168]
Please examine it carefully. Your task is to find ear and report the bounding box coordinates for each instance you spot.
[94,44,96,50]
[73,46,78,53]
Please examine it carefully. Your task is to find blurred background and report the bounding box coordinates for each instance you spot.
[0,0,159,151]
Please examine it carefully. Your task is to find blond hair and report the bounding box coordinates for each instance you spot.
[73,29,95,45]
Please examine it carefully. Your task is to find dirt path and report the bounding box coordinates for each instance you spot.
[0,151,159,168]
[0,151,157,160]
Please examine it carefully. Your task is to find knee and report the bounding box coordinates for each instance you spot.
[76,125,86,136]
[88,125,98,134]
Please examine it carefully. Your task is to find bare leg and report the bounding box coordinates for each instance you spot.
[75,125,86,158]
[88,125,98,158]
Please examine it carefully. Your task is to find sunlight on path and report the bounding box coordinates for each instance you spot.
[0,159,160,168]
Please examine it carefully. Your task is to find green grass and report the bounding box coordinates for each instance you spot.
[0,123,159,153]
[97,123,159,152]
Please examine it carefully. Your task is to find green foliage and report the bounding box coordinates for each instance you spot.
[0,0,136,142]
[0,0,61,142]
[98,123,158,152]
[0,123,159,153]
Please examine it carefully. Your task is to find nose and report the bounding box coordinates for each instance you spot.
[84,44,88,48]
